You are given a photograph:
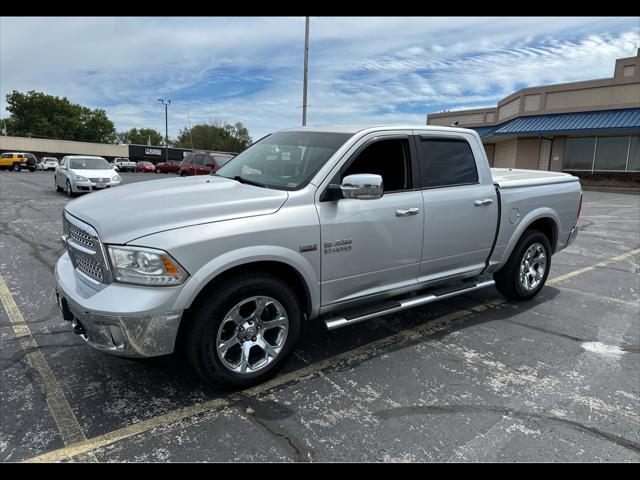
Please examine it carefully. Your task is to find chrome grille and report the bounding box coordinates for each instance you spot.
[63,212,108,286]
[75,255,104,283]
[88,178,109,183]
[68,225,96,251]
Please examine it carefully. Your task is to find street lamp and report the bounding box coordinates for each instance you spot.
[302,16,310,126]
[157,99,171,164]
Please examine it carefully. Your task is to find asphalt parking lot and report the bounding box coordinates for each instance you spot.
[0,170,638,462]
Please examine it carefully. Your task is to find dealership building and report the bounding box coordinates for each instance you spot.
[0,136,206,164]
[427,49,640,184]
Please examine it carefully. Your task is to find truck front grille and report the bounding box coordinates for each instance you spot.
[63,212,108,286]
[68,224,96,251]
[75,255,104,283]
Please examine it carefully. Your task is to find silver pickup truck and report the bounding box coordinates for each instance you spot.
[55,125,582,388]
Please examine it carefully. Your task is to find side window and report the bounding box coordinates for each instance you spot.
[418,137,478,188]
[194,154,205,167]
[342,138,411,192]
[1,153,10,158]
[203,155,214,168]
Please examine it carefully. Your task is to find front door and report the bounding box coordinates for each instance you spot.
[316,133,424,308]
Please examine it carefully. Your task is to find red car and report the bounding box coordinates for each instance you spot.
[154,161,180,174]
[179,151,235,176]
[136,161,156,173]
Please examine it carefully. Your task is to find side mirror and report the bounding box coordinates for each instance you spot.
[341,174,383,200]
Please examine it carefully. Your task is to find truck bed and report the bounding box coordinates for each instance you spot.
[491,168,579,189]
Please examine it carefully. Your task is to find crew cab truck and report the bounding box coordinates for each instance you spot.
[112,157,136,172]
[55,125,582,389]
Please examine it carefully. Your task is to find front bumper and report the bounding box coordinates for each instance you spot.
[71,179,121,193]
[55,252,183,357]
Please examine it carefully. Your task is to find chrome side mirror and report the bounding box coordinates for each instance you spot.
[341,174,383,200]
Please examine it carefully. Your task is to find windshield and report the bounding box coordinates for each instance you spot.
[215,131,353,190]
[69,157,110,170]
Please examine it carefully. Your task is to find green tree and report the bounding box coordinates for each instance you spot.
[117,127,164,146]
[5,90,117,143]
[174,121,252,152]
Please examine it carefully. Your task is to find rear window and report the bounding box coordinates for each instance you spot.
[418,137,478,188]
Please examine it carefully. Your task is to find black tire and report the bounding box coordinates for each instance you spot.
[66,180,74,197]
[12,163,20,172]
[185,272,302,390]
[494,229,551,301]
[55,176,62,192]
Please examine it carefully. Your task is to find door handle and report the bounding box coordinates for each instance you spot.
[395,208,420,217]
[474,199,494,207]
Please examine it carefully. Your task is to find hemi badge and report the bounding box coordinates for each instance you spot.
[299,243,318,253]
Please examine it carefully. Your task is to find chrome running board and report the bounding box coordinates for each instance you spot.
[324,279,496,331]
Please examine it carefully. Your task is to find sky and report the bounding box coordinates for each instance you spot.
[1,16,639,142]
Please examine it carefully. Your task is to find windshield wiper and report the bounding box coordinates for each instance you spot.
[232,175,268,188]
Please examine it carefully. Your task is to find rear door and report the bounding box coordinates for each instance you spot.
[415,131,498,283]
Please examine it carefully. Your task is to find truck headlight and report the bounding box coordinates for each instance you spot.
[106,246,188,286]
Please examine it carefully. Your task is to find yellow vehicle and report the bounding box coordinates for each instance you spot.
[0,152,38,171]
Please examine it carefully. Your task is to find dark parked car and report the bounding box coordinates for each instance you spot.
[135,161,156,173]
[179,151,235,176]
[155,161,180,174]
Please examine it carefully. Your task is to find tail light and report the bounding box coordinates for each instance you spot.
[576,191,583,220]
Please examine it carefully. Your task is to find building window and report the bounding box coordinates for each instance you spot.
[629,136,640,172]
[564,137,596,170]
[593,136,630,171]
[564,135,638,173]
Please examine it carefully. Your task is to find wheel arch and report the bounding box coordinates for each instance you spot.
[499,209,560,267]
[174,247,319,321]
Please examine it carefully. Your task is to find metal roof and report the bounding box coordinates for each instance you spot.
[473,108,640,138]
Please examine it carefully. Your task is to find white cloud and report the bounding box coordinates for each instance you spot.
[1,16,638,140]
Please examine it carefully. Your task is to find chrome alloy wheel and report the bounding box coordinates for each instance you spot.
[215,296,289,374]
[519,242,547,291]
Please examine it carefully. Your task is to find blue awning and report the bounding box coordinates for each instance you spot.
[473,108,640,139]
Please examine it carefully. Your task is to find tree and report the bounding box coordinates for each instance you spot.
[174,121,252,152]
[4,90,117,143]
[117,127,164,146]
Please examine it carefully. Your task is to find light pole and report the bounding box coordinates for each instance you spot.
[157,99,171,164]
[302,16,309,126]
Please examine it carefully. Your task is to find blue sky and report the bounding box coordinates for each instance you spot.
[1,16,638,141]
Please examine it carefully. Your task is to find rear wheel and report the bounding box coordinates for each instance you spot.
[185,273,301,389]
[494,229,551,301]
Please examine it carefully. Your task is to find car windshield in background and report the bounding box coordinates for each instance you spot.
[215,131,353,190]
[69,158,110,170]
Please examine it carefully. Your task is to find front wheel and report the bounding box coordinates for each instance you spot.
[55,176,62,192]
[185,273,301,390]
[65,180,74,197]
[494,229,551,301]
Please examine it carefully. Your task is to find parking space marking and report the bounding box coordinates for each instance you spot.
[20,245,640,463]
[547,247,640,286]
[557,286,640,308]
[0,275,93,457]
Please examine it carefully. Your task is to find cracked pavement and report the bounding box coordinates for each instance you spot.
[0,170,638,462]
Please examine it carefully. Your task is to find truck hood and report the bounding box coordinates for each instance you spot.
[65,175,289,244]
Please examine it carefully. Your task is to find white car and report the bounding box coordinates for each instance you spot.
[37,157,60,171]
[55,155,122,196]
